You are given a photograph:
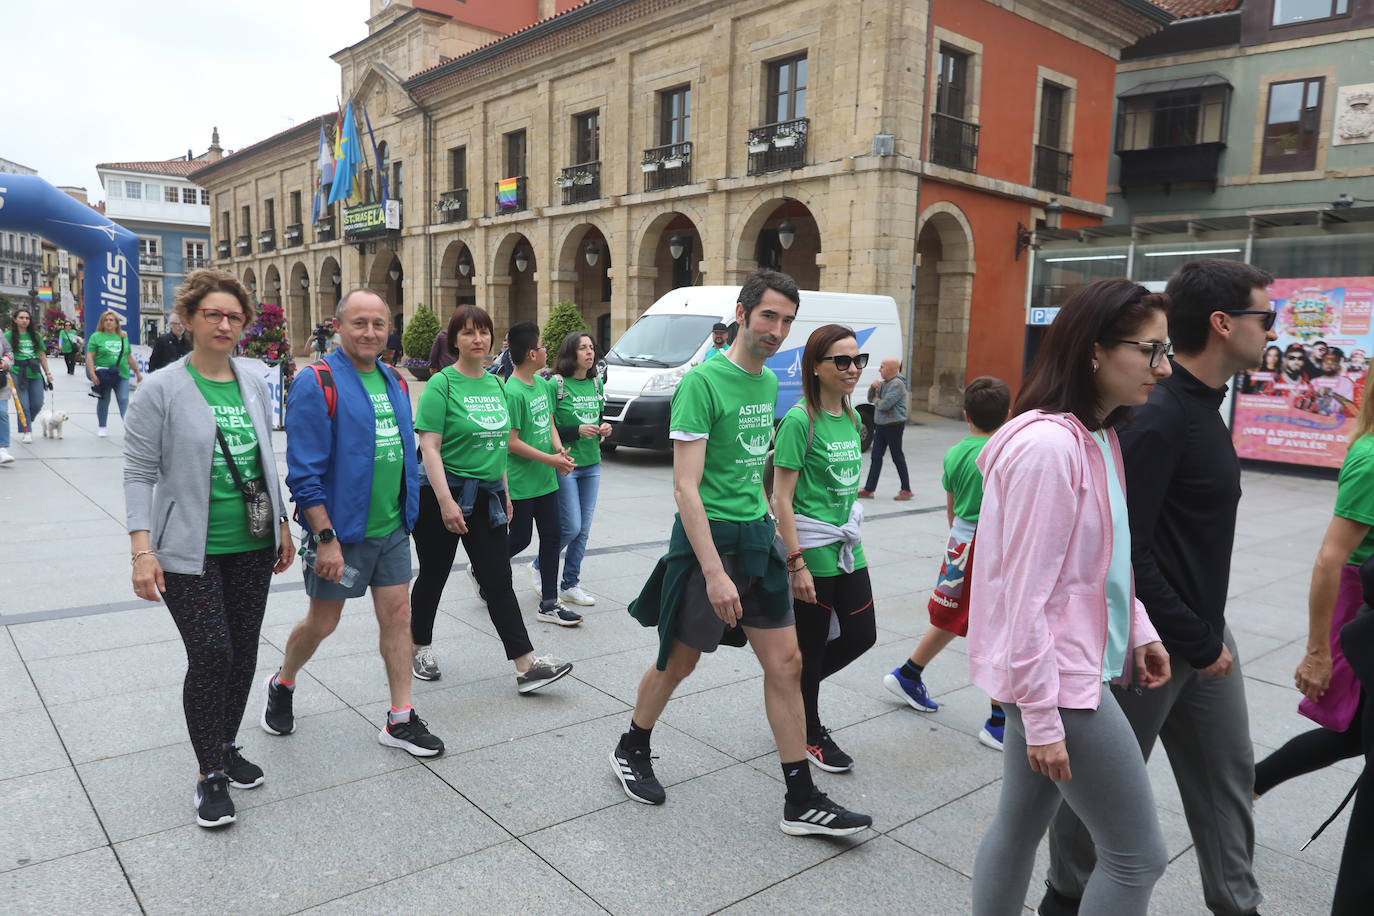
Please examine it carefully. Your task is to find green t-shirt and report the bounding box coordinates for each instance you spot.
[1336,434,1374,566]
[774,402,867,577]
[90,331,130,378]
[59,330,77,353]
[188,363,273,555]
[553,374,605,469]
[12,332,43,378]
[505,375,559,501]
[414,366,510,482]
[670,354,778,522]
[942,435,991,523]
[360,368,404,538]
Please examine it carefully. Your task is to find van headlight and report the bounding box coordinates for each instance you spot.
[642,364,689,394]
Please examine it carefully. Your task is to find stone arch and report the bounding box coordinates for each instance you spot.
[553,220,613,333]
[634,209,705,307]
[261,264,282,310]
[912,201,976,416]
[436,238,477,324]
[316,255,342,326]
[729,193,822,290]
[241,267,258,302]
[489,231,538,339]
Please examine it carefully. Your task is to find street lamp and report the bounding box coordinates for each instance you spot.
[584,240,600,267]
[668,233,685,261]
[1045,197,1064,230]
[300,273,310,289]
[332,270,341,285]
[777,218,796,250]
[458,250,472,277]
[388,264,401,281]
[272,276,281,292]
[514,248,529,273]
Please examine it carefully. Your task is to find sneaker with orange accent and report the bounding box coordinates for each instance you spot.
[894,490,914,501]
[805,727,854,773]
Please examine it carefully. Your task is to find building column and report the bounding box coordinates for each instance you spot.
[928,259,975,417]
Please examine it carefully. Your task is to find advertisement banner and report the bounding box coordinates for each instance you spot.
[130,349,285,429]
[342,200,401,239]
[1232,277,1374,469]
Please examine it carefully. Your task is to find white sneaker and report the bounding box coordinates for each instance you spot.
[97,427,108,437]
[0,448,13,464]
[466,565,486,605]
[560,585,597,606]
[525,561,541,597]
[21,432,32,444]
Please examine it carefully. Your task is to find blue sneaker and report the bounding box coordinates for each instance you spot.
[883,669,939,712]
[979,717,1005,751]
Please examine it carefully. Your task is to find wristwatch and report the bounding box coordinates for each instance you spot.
[313,528,337,544]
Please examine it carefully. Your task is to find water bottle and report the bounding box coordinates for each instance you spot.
[299,542,361,588]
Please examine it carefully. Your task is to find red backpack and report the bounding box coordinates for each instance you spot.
[305,361,408,419]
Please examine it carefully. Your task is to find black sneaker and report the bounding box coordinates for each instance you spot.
[780,790,872,837]
[609,742,666,805]
[223,744,264,789]
[260,673,295,736]
[805,727,854,773]
[516,655,574,694]
[194,773,236,828]
[1036,881,1081,916]
[378,709,445,757]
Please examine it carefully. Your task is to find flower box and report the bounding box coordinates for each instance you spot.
[641,161,660,173]
[773,134,798,149]
[573,173,594,186]
[662,156,685,169]
[748,140,770,154]
[555,176,575,188]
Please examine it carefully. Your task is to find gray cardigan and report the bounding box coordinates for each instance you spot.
[123,355,287,575]
[0,333,10,400]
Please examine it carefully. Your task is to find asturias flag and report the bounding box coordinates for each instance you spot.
[327,103,361,205]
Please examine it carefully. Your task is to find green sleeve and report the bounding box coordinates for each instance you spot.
[414,370,449,434]
[940,449,955,493]
[505,381,529,433]
[1335,439,1374,526]
[773,409,808,470]
[669,370,713,435]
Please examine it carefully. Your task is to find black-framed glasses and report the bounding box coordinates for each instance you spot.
[1115,339,1172,368]
[818,353,870,371]
[1223,309,1277,332]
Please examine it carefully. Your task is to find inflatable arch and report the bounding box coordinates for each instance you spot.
[0,173,141,344]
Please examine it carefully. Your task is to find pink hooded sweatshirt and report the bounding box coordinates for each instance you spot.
[966,409,1160,747]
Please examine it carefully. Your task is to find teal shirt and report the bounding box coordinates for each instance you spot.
[1095,431,1130,681]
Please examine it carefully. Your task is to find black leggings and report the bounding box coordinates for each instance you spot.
[1254,693,1364,797]
[508,490,560,607]
[162,547,274,775]
[794,566,878,735]
[1334,687,1374,914]
[410,483,533,659]
[63,351,79,374]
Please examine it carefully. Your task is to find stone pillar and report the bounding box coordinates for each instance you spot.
[928,259,975,417]
[620,265,659,337]
[485,274,512,337]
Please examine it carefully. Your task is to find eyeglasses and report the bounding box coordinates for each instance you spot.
[1115,339,1172,368]
[199,309,247,328]
[1223,309,1277,332]
[817,353,870,371]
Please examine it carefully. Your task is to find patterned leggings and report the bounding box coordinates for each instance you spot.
[163,547,275,774]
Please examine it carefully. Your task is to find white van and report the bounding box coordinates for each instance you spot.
[601,286,903,452]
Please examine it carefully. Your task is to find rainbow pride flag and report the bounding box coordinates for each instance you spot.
[497,177,519,209]
[37,286,52,302]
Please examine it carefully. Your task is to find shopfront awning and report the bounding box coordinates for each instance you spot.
[1118,73,1232,98]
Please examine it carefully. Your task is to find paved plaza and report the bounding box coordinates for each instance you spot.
[0,369,1355,914]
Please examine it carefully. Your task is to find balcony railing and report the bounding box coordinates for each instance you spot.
[282,223,304,247]
[185,257,208,270]
[314,216,336,242]
[216,241,231,259]
[256,228,276,252]
[643,142,692,192]
[495,176,528,214]
[436,188,468,223]
[930,113,980,172]
[1033,145,1073,195]
[746,118,809,176]
[559,161,602,206]
[138,254,164,271]
[234,235,251,255]
[1116,142,1226,193]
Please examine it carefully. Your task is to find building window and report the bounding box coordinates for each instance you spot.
[505,130,527,177]
[181,187,196,204]
[1116,88,1228,150]
[138,238,159,257]
[660,86,690,145]
[146,184,160,201]
[165,186,179,203]
[1261,77,1323,172]
[450,146,467,188]
[263,198,275,229]
[573,111,600,164]
[289,191,302,224]
[241,205,251,234]
[108,182,122,199]
[125,181,142,199]
[221,212,231,241]
[141,277,161,305]
[200,189,210,205]
[936,45,970,118]
[392,161,403,202]
[186,241,206,262]
[1272,0,1348,25]
[376,141,390,201]
[1040,84,1067,150]
[766,54,807,123]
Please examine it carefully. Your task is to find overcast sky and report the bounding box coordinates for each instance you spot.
[4,2,364,199]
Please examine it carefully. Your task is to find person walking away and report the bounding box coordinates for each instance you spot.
[86,310,143,437]
[856,357,911,500]
[7,308,53,444]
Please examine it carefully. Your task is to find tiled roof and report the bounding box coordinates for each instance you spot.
[406,0,602,83]
[95,159,207,178]
[1149,0,1242,19]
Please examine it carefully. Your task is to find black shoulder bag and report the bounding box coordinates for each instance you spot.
[215,428,274,539]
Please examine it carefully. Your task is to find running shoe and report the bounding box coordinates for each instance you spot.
[780,790,872,837]
[466,565,486,604]
[883,668,939,712]
[979,717,1005,751]
[194,773,236,828]
[21,432,32,444]
[412,645,441,681]
[525,561,541,597]
[805,727,855,773]
[609,743,666,805]
[260,673,295,735]
[537,602,583,627]
[516,655,573,694]
[223,744,264,788]
[560,585,597,606]
[1036,881,1082,916]
[378,709,445,757]
[0,448,13,464]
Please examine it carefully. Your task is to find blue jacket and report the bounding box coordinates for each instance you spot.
[285,349,419,543]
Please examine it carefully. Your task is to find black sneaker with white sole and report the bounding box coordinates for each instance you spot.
[536,602,583,627]
[260,673,295,736]
[223,744,264,788]
[194,773,236,828]
[609,743,666,805]
[516,656,573,694]
[805,727,854,773]
[780,790,872,837]
[377,710,445,757]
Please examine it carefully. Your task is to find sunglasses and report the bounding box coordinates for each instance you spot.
[1114,339,1172,369]
[818,353,870,371]
[1223,309,1277,332]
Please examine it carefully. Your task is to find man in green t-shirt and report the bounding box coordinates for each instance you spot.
[611,268,872,838]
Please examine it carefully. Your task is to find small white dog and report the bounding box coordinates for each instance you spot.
[37,409,70,439]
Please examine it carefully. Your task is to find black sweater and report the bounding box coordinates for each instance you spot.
[1117,360,1241,669]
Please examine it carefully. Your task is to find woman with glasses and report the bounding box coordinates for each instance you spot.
[87,309,144,436]
[124,269,293,828]
[771,324,878,773]
[967,278,1174,916]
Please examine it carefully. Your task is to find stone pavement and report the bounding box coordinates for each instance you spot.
[0,368,1352,914]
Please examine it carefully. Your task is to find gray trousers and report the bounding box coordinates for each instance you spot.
[1047,626,1261,916]
[972,694,1168,916]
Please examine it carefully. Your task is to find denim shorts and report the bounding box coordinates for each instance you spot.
[303,526,412,600]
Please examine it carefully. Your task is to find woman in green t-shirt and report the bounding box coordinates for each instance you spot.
[6,308,53,443]
[59,320,83,375]
[125,269,293,829]
[86,309,144,436]
[771,324,878,773]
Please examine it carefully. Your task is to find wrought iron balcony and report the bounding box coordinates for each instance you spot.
[930,113,980,172]
[282,223,304,247]
[234,235,251,255]
[257,228,275,251]
[495,176,528,214]
[1116,142,1226,193]
[185,257,208,270]
[138,254,163,271]
[314,216,336,242]
[746,118,809,176]
[216,240,231,259]
[1033,145,1073,195]
[558,161,602,206]
[436,188,467,223]
[643,142,692,192]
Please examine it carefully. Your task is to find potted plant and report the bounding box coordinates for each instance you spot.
[555,174,575,189]
[573,171,594,186]
[662,153,686,169]
[773,128,800,149]
[401,302,441,382]
[641,156,661,173]
[748,136,770,154]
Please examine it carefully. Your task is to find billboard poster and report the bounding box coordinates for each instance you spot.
[1232,277,1374,469]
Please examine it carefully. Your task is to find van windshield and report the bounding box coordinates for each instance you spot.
[605,314,721,368]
